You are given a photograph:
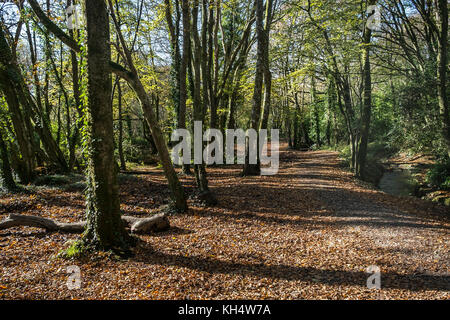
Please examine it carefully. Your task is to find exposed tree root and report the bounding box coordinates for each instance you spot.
[0,213,169,234]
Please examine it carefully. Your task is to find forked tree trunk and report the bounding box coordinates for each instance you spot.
[188,0,217,205]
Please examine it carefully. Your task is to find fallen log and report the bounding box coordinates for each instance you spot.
[0,213,169,234]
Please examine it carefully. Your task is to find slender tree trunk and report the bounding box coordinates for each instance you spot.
[242,0,264,176]
[107,0,187,212]
[179,0,191,174]
[68,13,82,171]
[435,0,449,157]
[260,0,273,130]
[227,38,249,130]
[356,1,375,179]
[327,74,338,147]
[311,70,321,147]
[164,0,182,136]
[2,21,68,173]
[340,76,356,169]
[293,93,300,149]
[26,22,68,173]
[117,78,126,170]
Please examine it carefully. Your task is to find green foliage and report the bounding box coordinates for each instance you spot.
[58,240,86,260]
[426,159,450,190]
[388,68,443,155]
[33,174,73,187]
[77,27,90,166]
[32,174,86,192]
[122,136,150,164]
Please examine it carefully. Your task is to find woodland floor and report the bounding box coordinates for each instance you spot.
[0,143,449,299]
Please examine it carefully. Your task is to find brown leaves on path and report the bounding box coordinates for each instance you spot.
[0,143,449,299]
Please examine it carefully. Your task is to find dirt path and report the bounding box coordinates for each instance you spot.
[289,150,450,297]
[0,144,449,299]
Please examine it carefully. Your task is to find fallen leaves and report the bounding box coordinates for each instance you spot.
[0,144,449,299]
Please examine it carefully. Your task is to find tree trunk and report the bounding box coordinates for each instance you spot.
[356,3,374,179]
[164,0,182,138]
[242,0,264,176]
[327,74,338,147]
[117,78,126,170]
[435,0,449,157]
[188,0,217,205]
[107,0,188,212]
[260,0,273,130]
[1,22,67,174]
[311,70,321,147]
[179,0,191,175]
[68,16,82,172]
[81,0,131,252]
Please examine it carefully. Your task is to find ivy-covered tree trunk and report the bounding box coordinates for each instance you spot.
[81,0,131,252]
[68,17,82,172]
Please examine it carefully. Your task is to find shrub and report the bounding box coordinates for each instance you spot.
[426,159,450,190]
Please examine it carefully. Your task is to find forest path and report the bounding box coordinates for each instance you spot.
[281,148,449,295]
